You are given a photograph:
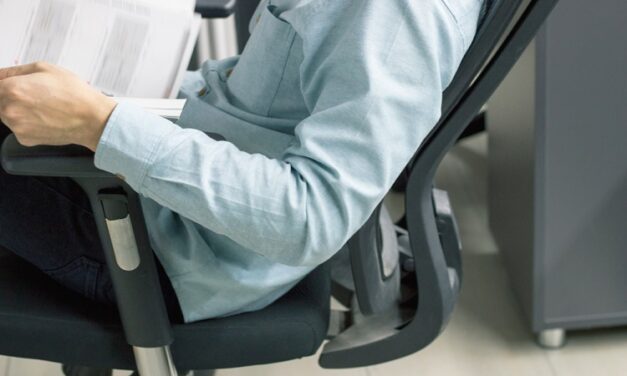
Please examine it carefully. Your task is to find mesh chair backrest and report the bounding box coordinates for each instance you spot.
[404,0,559,358]
[348,0,516,318]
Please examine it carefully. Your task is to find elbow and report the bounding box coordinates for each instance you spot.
[274,208,351,268]
[278,237,345,269]
[261,167,379,268]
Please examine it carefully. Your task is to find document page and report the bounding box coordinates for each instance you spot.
[113,97,187,121]
[0,0,201,98]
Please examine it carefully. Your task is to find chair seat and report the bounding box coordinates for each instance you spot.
[0,247,330,370]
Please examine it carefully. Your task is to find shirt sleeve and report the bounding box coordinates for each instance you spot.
[94,0,471,267]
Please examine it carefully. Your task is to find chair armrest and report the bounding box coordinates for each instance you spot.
[1,134,112,178]
[1,133,174,349]
[195,0,237,18]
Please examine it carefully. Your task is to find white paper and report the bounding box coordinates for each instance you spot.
[113,97,186,120]
[0,0,200,98]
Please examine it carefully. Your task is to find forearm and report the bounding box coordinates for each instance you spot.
[95,103,338,266]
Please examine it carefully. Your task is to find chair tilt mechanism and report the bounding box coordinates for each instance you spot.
[0,0,558,375]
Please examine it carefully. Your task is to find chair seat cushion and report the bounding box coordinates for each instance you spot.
[0,247,330,370]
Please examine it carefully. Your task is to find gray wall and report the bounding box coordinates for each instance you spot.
[488,0,627,332]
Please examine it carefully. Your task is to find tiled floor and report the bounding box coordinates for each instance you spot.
[2,134,627,375]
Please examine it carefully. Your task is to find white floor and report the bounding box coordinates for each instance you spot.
[2,134,627,375]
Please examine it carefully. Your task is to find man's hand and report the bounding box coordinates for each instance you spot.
[0,62,116,151]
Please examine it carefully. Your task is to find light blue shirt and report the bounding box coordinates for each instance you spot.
[94,0,484,323]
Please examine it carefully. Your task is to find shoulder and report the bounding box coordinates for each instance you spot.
[439,0,485,49]
[280,0,483,39]
[277,0,483,53]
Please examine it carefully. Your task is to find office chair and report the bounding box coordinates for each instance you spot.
[0,0,558,375]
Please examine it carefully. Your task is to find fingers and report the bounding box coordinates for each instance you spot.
[0,77,23,127]
[0,76,19,107]
[0,61,52,81]
[0,74,38,109]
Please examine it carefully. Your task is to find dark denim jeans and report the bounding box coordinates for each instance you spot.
[0,124,182,320]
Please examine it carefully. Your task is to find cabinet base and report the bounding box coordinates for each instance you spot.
[537,329,566,349]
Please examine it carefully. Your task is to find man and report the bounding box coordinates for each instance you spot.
[0,0,485,323]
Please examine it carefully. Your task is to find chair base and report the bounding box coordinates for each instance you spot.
[62,364,112,376]
[192,371,216,376]
[129,370,216,376]
[62,365,214,376]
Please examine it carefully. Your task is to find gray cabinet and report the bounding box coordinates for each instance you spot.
[487,0,627,346]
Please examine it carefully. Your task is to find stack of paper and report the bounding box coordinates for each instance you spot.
[0,0,202,98]
[113,97,187,121]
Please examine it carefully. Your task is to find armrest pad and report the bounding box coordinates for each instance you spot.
[1,134,113,178]
[195,0,237,18]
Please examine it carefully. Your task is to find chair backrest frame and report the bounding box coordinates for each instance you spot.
[346,0,520,320]
[320,0,559,368]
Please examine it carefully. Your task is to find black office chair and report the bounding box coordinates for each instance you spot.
[0,0,558,375]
